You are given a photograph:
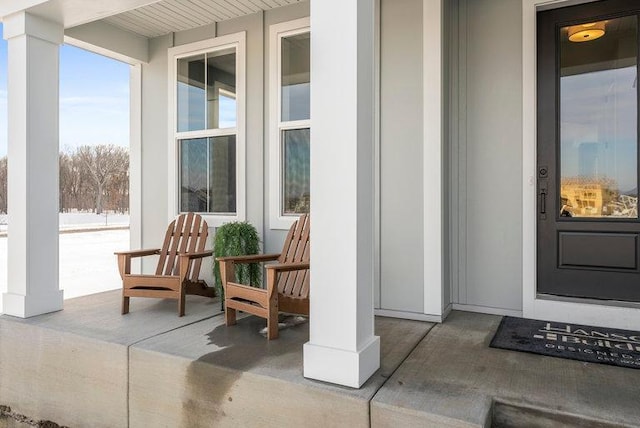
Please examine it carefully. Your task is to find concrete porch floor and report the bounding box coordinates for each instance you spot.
[0,291,639,427]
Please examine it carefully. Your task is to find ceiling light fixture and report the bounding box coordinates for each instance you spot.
[568,21,606,42]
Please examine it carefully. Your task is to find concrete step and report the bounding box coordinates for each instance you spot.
[371,311,640,427]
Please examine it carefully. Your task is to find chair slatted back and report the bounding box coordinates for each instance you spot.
[155,213,209,280]
[277,214,310,299]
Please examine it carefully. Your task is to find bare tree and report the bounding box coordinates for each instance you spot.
[106,149,130,214]
[76,145,128,214]
[0,146,129,215]
[59,152,73,212]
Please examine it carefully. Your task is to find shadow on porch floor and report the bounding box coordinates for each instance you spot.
[1,292,640,427]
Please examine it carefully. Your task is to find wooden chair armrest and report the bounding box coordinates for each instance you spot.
[114,248,160,258]
[178,250,214,259]
[265,262,310,273]
[216,254,281,264]
[115,249,160,279]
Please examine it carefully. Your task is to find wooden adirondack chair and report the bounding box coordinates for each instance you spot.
[116,213,216,316]
[217,214,310,339]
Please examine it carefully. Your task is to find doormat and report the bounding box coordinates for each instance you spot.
[490,317,640,369]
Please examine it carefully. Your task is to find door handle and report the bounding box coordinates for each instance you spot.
[539,179,548,217]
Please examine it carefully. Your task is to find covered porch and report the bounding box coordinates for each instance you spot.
[3,0,640,425]
[0,0,447,392]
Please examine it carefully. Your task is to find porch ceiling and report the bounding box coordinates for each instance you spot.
[103,0,305,38]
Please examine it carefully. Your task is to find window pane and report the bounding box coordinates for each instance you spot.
[180,138,208,212]
[177,54,206,132]
[282,128,310,214]
[281,33,310,122]
[560,16,638,218]
[180,136,237,214]
[207,48,237,129]
[209,135,236,213]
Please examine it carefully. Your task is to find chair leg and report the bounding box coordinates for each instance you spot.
[267,305,279,340]
[122,294,130,315]
[178,290,186,317]
[266,269,279,340]
[225,302,237,326]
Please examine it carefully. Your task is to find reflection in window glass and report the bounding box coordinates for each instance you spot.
[177,55,206,132]
[281,33,310,122]
[180,138,208,212]
[209,135,236,213]
[560,16,638,218]
[180,137,236,214]
[218,90,237,128]
[207,49,236,129]
[283,128,310,214]
[177,49,236,132]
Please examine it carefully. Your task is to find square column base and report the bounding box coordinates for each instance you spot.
[3,290,64,318]
[303,336,380,388]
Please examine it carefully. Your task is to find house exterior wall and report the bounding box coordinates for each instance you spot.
[379,0,424,313]
[138,0,438,316]
[450,0,523,314]
[136,0,447,316]
[71,0,523,318]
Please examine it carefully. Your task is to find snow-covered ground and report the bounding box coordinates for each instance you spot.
[59,212,129,228]
[0,212,130,232]
[0,228,130,311]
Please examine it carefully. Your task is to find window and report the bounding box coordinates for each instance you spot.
[168,33,245,225]
[269,18,310,229]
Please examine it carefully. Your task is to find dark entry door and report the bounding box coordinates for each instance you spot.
[538,0,640,302]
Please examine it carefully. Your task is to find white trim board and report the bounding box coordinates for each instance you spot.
[375,307,450,323]
[521,0,640,331]
[452,304,522,318]
[423,0,444,317]
[129,64,142,272]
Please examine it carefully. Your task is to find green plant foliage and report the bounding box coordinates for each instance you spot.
[213,221,261,300]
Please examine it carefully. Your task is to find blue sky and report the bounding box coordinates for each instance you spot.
[0,24,130,157]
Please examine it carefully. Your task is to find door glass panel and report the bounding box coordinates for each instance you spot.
[560,16,638,218]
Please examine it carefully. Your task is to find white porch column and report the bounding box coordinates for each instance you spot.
[2,12,63,317]
[304,0,380,388]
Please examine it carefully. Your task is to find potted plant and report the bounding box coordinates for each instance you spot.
[213,221,261,308]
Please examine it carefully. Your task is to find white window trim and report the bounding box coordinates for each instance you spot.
[167,32,246,227]
[269,18,311,230]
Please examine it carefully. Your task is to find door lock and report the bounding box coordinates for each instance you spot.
[539,166,548,178]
